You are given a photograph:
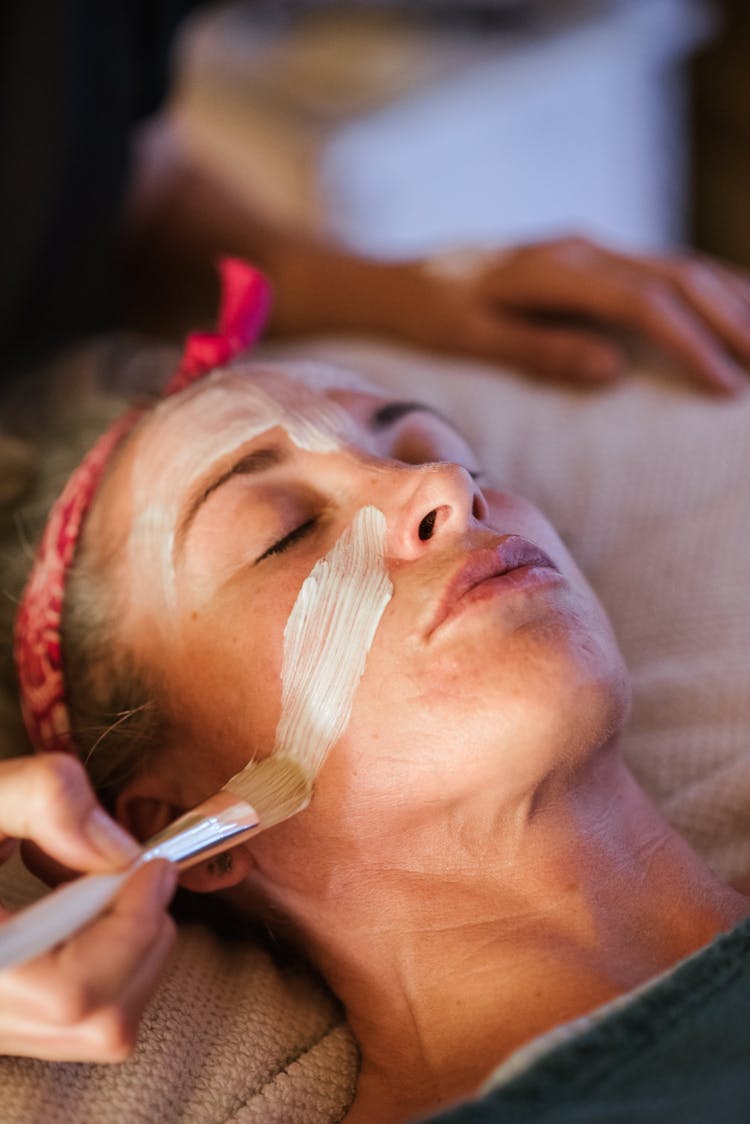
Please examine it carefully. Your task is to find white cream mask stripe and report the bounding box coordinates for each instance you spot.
[274,505,392,780]
[128,370,354,610]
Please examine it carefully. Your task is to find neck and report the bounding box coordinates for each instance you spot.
[243,745,749,1122]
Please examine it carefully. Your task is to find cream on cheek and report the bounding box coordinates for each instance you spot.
[127,372,353,614]
[273,505,392,780]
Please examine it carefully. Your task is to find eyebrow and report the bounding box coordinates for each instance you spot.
[175,444,285,557]
[174,400,462,558]
[370,400,453,430]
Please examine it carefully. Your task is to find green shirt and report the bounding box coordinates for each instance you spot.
[429,914,750,1123]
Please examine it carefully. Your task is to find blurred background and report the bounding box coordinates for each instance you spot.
[166,0,749,267]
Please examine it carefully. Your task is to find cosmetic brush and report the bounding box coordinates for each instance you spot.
[0,754,310,971]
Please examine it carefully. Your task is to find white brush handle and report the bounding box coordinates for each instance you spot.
[0,871,129,971]
[0,794,261,972]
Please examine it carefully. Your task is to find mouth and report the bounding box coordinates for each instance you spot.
[426,536,560,639]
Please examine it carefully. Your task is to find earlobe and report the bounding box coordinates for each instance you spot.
[178,845,254,892]
[114,791,255,892]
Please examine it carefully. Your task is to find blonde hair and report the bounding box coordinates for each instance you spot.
[61,466,167,808]
[0,338,177,801]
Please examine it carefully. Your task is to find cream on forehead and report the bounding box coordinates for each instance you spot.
[231,357,382,396]
[128,370,355,607]
[274,505,392,779]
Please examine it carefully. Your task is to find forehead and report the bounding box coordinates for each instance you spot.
[96,362,384,609]
[97,362,380,526]
[137,363,368,458]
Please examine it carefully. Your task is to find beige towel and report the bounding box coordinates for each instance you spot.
[0,857,357,1123]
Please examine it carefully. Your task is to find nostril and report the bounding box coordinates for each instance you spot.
[472,493,486,521]
[418,509,437,541]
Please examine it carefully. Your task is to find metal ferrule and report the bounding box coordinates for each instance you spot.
[139,790,261,871]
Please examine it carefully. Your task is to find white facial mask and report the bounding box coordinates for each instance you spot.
[128,370,355,610]
[274,505,392,780]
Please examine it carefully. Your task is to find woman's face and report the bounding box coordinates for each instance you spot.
[96,364,629,840]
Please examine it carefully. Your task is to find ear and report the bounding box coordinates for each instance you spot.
[115,790,179,843]
[177,845,255,892]
[114,790,255,893]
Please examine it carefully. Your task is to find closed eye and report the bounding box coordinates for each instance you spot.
[383,409,482,480]
[255,517,319,564]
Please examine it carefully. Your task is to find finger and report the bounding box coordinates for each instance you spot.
[0,910,175,1062]
[679,269,750,366]
[651,251,750,308]
[615,281,748,394]
[467,310,626,384]
[45,863,177,1012]
[716,263,750,307]
[0,911,174,1062]
[580,248,750,388]
[484,248,747,393]
[0,755,140,873]
[19,839,79,887]
[74,903,177,1062]
[540,269,745,395]
[576,241,750,310]
[637,256,750,370]
[0,863,176,1061]
[42,874,177,1063]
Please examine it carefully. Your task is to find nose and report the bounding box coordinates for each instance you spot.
[382,462,488,561]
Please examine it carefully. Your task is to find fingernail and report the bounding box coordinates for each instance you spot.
[86,807,141,864]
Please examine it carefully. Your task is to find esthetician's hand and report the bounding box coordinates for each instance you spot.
[382,235,750,395]
[0,754,176,1062]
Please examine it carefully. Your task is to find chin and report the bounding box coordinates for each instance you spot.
[506,618,632,776]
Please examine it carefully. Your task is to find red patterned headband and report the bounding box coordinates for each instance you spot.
[14,258,272,754]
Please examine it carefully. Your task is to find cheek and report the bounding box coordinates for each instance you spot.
[327,575,629,810]
[483,489,565,556]
[169,595,291,779]
[359,591,617,710]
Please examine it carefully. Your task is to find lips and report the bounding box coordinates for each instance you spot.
[427,536,559,638]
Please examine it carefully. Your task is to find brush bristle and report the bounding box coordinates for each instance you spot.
[224,756,311,828]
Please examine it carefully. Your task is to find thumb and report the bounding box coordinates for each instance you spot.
[470,310,625,384]
[0,755,140,874]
